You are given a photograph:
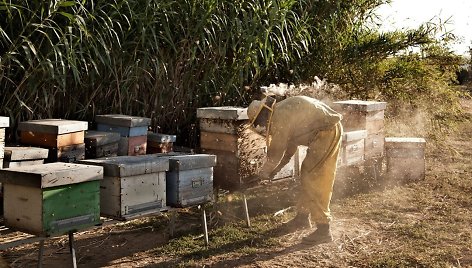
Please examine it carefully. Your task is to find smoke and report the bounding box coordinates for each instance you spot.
[259,76,346,104]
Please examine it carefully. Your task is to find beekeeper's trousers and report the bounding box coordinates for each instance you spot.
[299,122,342,224]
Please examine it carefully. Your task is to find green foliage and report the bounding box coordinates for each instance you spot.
[0,0,315,144]
[0,0,464,145]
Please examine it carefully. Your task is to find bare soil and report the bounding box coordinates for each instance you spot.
[1,99,471,268]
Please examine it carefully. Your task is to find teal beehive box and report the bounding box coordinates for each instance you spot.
[0,162,103,237]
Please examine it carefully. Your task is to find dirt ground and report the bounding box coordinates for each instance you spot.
[1,99,471,268]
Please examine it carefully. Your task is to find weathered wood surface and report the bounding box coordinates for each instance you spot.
[147,132,177,143]
[364,134,385,158]
[118,136,147,156]
[85,130,121,146]
[333,100,387,112]
[196,107,248,120]
[385,137,426,149]
[3,184,43,235]
[79,155,169,177]
[20,131,85,148]
[47,143,86,163]
[198,118,242,134]
[147,141,173,154]
[18,119,88,134]
[385,137,426,159]
[86,142,119,159]
[95,114,151,128]
[341,138,365,166]
[342,130,367,142]
[337,110,385,132]
[166,167,213,207]
[3,159,44,168]
[0,117,9,128]
[4,146,49,161]
[0,162,103,188]
[3,180,100,237]
[97,124,148,137]
[166,154,217,170]
[200,131,238,152]
[100,172,166,219]
[387,157,425,181]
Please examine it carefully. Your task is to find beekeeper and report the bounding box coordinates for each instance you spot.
[247,95,343,244]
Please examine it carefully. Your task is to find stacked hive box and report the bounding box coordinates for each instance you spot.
[333,100,387,160]
[96,114,150,156]
[197,107,298,190]
[84,130,121,159]
[385,137,426,182]
[339,130,367,167]
[80,155,168,220]
[0,116,9,167]
[0,117,8,215]
[161,154,216,207]
[0,163,103,236]
[147,133,177,154]
[3,146,49,168]
[197,107,266,191]
[18,119,88,163]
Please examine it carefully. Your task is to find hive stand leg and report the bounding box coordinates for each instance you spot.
[37,240,45,268]
[169,210,177,238]
[201,207,209,246]
[242,194,251,228]
[68,232,77,268]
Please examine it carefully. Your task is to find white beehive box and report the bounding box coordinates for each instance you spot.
[333,100,387,159]
[385,137,426,182]
[340,130,367,166]
[0,163,103,237]
[80,155,169,220]
[3,146,49,168]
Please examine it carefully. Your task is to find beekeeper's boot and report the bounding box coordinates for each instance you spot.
[301,223,332,245]
[281,212,312,232]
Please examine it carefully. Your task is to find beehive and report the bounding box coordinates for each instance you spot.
[197,107,266,190]
[84,130,121,159]
[333,100,387,159]
[80,155,168,220]
[197,107,300,190]
[339,130,367,166]
[95,114,150,156]
[3,146,49,168]
[0,163,103,237]
[18,119,88,163]
[0,117,9,215]
[0,117,8,168]
[385,137,426,182]
[147,133,177,154]
[161,154,216,207]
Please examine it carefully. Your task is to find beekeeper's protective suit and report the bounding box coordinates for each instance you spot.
[247,96,343,244]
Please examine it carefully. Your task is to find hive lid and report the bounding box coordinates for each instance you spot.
[95,114,151,127]
[79,155,169,177]
[385,137,426,148]
[343,130,367,142]
[85,130,121,146]
[147,132,177,143]
[4,146,49,161]
[196,107,248,120]
[166,154,217,170]
[18,119,88,134]
[0,116,9,128]
[0,162,103,188]
[333,100,387,112]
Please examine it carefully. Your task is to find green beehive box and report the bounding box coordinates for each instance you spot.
[0,162,103,237]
